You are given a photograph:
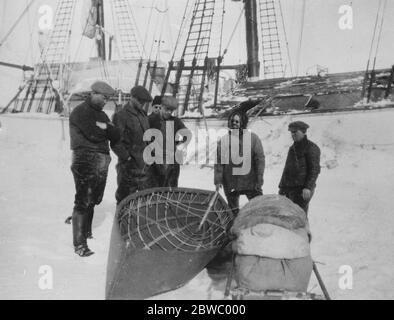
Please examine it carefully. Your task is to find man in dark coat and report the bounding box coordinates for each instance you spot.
[68,81,120,257]
[279,121,321,214]
[112,86,157,204]
[148,96,191,187]
[214,112,265,215]
[151,96,162,115]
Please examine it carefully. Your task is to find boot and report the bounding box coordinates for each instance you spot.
[75,245,94,257]
[72,211,94,257]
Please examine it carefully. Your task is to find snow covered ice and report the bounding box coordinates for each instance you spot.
[1,108,394,300]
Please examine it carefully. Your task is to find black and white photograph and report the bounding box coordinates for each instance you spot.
[0,0,393,301]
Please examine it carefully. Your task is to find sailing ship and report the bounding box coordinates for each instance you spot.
[157,0,394,117]
[1,0,393,118]
[0,0,392,300]
[0,0,167,115]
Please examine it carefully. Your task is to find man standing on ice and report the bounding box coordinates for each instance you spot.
[148,96,191,187]
[279,121,321,214]
[112,86,157,204]
[68,81,121,257]
[214,112,265,215]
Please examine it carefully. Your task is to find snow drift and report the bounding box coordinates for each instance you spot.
[1,107,394,299]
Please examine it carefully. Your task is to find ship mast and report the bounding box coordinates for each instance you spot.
[96,0,106,60]
[244,0,260,78]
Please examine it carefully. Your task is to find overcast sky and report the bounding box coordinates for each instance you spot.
[0,0,393,99]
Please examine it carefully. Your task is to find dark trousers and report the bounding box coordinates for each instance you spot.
[279,187,314,214]
[71,150,111,247]
[116,163,158,205]
[155,164,181,188]
[224,189,263,215]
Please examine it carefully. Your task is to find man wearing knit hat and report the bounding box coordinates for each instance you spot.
[279,121,321,214]
[151,96,162,115]
[214,111,265,215]
[68,80,120,257]
[112,86,158,204]
[148,96,191,187]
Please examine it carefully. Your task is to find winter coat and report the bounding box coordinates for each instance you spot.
[112,99,151,174]
[69,98,120,154]
[148,113,190,164]
[279,136,321,190]
[214,130,265,193]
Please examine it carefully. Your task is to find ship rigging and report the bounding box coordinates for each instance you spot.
[0,0,393,117]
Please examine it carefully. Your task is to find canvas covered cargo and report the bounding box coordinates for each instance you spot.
[231,194,310,232]
[231,195,313,293]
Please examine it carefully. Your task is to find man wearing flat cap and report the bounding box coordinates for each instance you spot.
[112,86,158,204]
[279,121,321,214]
[148,96,191,187]
[68,80,120,257]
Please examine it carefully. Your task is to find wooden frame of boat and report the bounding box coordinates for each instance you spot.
[105,187,233,300]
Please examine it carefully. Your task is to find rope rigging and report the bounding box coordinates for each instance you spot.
[164,0,174,55]
[170,0,192,61]
[221,6,245,60]
[0,1,6,35]
[181,0,199,59]
[365,0,388,74]
[218,0,226,58]
[362,0,388,103]
[0,1,37,85]
[128,1,146,60]
[366,0,383,73]
[296,0,306,77]
[67,4,99,87]
[372,0,388,71]
[194,2,208,58]
[154,15,167,62]
[278,0,294,77]
[24,0,37,67]
[142,0,155,60]
[0,0,37,47]
[148,6,162,61]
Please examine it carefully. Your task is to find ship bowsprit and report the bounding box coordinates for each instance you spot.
[105,187,233,300]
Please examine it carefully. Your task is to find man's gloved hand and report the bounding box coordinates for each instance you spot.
[302,188,312,201]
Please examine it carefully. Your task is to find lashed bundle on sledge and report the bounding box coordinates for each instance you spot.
[106,187,233,300]
[230,195,322,300]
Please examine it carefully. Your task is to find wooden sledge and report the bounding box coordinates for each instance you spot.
[105,187,233,300]
[223,254,329,301]
[230,288,325,300]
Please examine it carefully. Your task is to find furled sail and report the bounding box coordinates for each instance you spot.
[82,0,98,39]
